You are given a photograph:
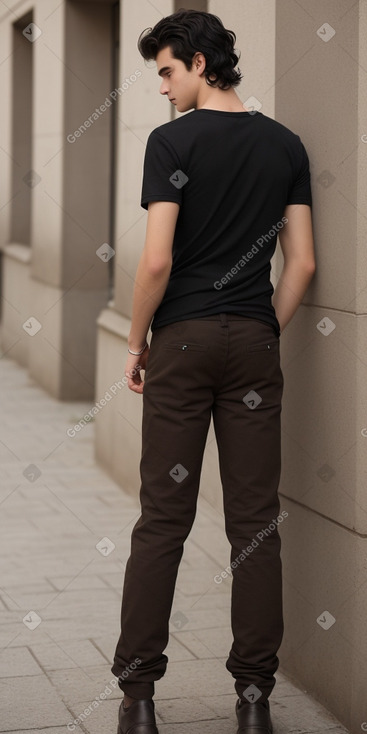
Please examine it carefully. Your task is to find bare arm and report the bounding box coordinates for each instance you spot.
[127,200,180,352]
[272,204,316,333]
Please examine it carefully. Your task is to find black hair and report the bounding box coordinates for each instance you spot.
[137,8,243,90]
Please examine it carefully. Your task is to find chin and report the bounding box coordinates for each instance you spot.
[176,102,190,113]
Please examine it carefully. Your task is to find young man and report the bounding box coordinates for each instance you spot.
[111,9,315,734]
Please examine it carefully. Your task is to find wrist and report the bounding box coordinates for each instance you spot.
[128,337,147,350]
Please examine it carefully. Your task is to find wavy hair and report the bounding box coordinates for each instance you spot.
[137,8,243,90]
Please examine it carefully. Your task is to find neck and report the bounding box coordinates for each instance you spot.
[196,85,248,112]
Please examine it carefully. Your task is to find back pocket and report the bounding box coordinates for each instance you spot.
[246,339,279,352]
[162,341,208,352]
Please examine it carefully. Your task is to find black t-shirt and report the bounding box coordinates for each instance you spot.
[141,109,312,336]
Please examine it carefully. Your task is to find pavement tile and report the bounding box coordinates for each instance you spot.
[1,582,56,595]
[154,696,222,723]
[159,634,196,662]
[171,626,233,659]
[273,694,350,732]
[167,605,230,631]
[0,647,43,678]
[49,574,110,591]
[0,730,72,734]
[151,657,235,699]
[0,675,72,730]
[65,697,123,733]
[148,718,235,734]
[98,572,126,590]
[45,664,122,705]
[28,638,108,671]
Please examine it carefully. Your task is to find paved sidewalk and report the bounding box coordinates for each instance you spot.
[0,354,349,734]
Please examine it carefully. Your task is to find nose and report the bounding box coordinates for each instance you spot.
[159,79,169,96]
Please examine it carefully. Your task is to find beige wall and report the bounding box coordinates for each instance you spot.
[273,1,367,727]
[0,0,365,730]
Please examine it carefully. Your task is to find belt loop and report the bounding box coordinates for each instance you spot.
[220,313,228,327]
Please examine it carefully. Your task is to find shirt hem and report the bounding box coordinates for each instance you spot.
[151,311,280,338]
[141,196,182,210]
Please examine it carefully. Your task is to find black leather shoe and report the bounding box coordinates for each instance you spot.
[235,699,273,734]
[117,698,159,734]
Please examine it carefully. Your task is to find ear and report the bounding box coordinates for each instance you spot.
[192,50,206,76]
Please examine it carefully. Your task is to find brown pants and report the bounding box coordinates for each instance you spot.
[111,313,284,704]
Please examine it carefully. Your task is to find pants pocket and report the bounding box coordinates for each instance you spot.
[162,341,208,352]
[246,339,279,352]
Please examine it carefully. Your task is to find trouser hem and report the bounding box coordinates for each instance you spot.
[111,664,155,699]
[236,688,271,704]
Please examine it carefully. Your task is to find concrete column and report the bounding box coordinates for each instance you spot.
[1,0,113,398]
[95,0,173,488]
[0,7,34,366]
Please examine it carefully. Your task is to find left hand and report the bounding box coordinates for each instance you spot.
[124,345,150,394]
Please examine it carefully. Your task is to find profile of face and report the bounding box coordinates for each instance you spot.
[156,45,206,113]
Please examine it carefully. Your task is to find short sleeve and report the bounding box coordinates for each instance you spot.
[287,139,312,209]
[140,130,184,211]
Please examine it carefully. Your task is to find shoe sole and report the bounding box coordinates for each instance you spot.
[237,724,273,734]
[117,724,159,734]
